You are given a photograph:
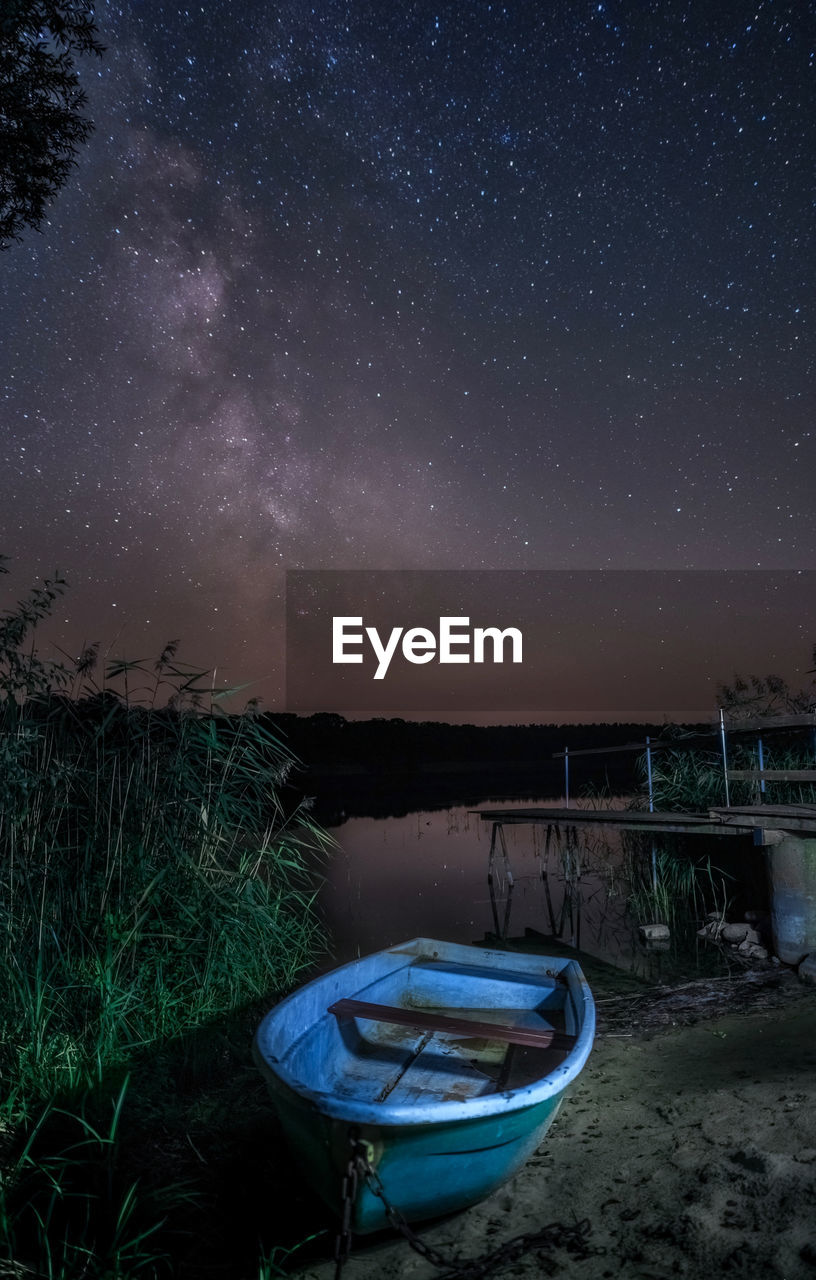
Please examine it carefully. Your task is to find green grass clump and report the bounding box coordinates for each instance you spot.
[633,738,816,812]
[0,674,331,1116]
[0,561,333,1275]
[625,843,730,934]
[1,1079,198,1278]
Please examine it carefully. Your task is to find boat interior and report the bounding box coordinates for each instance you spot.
[285,956,576,1105]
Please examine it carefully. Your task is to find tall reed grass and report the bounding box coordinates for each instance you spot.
[626,706,816,941]
[1,673,331,1116]
[625,842,731,934]
[0,563,333,1274]
[635,737,816,812]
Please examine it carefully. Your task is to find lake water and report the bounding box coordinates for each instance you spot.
[322,796,655,973]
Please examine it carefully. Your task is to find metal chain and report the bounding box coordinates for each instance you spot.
[335,1131,599,1280]
[333,1148,361,1280]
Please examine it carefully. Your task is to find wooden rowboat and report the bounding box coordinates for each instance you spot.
[253,937,595,1233]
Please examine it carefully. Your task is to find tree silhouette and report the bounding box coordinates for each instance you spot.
[0,1,103,249]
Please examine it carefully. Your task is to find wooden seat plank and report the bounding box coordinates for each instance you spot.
[328,998,576,1051]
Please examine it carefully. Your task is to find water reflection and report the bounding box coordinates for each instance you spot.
[323,797,641,970]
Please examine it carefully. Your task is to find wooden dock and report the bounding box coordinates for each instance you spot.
[471,804,816,959]
[473,804,816,837]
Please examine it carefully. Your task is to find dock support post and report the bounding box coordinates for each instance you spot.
[487,822,514,941]
[541,824,558,935]
[766,835,816,965]
[487,823,501,938]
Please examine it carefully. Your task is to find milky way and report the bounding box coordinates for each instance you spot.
[1,0,814,712]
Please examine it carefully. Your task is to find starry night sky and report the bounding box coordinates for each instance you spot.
[1,0,814,718]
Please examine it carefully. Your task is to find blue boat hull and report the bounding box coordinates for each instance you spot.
[254,938,594,1233]
[272,1079,565,1231]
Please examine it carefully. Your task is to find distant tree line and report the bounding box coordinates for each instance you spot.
[265,712,710,774]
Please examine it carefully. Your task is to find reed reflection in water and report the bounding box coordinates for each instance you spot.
[323,797,636,968]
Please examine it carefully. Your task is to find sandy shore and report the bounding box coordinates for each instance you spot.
[296,979,816,1280]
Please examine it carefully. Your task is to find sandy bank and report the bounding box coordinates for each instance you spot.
[297,979,816,1280]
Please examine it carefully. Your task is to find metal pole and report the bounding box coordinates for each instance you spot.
[719,708,730,808]
[646,737,657,891]
[564,746,569,809]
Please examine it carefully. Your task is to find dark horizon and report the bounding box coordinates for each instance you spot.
[285,570,816,725]
[5,563,814,726]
